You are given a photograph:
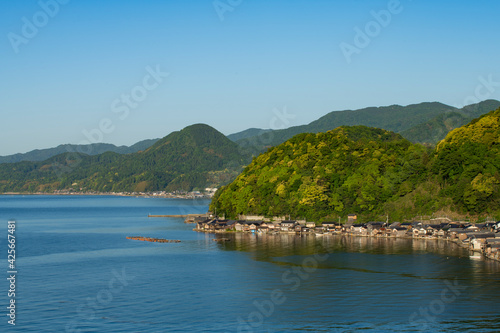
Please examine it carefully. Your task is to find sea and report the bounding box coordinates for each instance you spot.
[0,195,499,332]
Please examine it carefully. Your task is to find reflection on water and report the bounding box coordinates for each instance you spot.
[2,195,500,332]
[217,233,470,260]
[212,233,500,332]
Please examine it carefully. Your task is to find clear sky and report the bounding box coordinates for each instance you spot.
[1,0,499,155]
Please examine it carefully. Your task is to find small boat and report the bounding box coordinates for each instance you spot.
[469,254,482,260]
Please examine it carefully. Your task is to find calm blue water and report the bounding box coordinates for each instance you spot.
[0,195,499,332]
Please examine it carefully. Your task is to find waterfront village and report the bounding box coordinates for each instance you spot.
[191,214,500,262]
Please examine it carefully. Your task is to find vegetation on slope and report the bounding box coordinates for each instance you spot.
[212,109,500,221]
[212,126,431,221]
[433,109,500,213]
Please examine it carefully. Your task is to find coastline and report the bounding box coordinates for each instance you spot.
[1,191,214,200]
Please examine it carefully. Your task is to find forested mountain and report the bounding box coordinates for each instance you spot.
[0,138,159,164]
[0,124,249,193]
[211,108,500,221]
[234,100,500,154]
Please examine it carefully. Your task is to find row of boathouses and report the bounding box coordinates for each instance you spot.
[193,217,500,261]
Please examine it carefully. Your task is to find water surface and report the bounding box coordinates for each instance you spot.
[0,195,499,332]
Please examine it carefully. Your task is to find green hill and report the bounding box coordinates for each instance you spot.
[212,126,431,221]
[433,108,500,213]
[0,124,249,193]
[211,109,500,221]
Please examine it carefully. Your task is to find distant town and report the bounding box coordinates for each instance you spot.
[5,188,218,199]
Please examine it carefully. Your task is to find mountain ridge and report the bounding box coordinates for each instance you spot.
[232,100,500,153]
[0,124,249,193]
[0,138,160,164]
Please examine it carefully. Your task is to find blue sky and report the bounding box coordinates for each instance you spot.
[1,0,499,155]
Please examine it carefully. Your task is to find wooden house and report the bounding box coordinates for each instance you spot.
[314,226,325,234]
[322,222,336,228]
[258,225,269,233]
[196,219,210,230]
[351,224,367,234]
[235,222,244,232]
[306,222,316,228]
[391,226,408,237]
[281,220,297,228]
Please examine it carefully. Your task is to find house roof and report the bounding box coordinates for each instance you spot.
[321,221,339,226]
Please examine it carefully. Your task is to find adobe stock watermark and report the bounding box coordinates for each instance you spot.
[8,0,70,54]
[455,74,499,110]
[65,267,136,333]
[408,278,467,331]
[340,0,403,64]
[237,106,296,158]
[237,249,329,332]
[52,65,169,178]
[213,0,243,22]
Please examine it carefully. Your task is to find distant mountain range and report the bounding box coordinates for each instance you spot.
[230,100,500,154]
[3,100,498,165]
[0,124,249,193]
[1,100,500,194]
[0,139,159,164]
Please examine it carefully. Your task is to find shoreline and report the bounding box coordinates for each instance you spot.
[209,229,500,262]
[0,192,213,200]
